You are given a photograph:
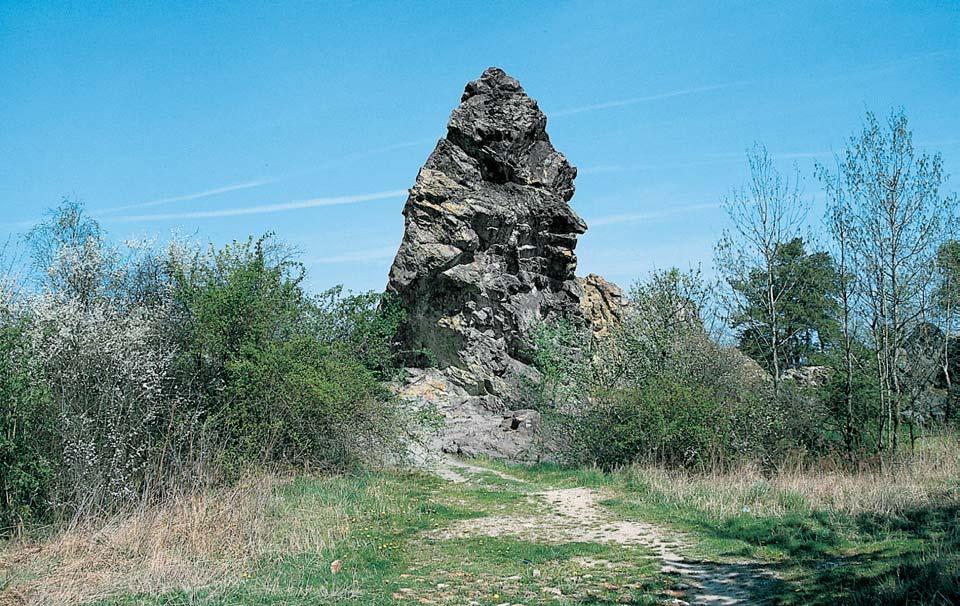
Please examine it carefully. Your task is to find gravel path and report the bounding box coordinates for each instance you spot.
[434,457,774,605]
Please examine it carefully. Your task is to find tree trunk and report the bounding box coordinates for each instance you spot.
[768,261,780,398]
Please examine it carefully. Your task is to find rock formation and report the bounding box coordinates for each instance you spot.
[578,274,626,338]
[399,367,543,461]
[388,67,587,400]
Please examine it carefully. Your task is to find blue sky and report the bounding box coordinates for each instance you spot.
[2,1,958,292]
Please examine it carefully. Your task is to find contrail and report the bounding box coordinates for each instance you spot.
[104,189,407,223]
[550,82,747,118]
[100,179,276,214]
[99,139,431,215]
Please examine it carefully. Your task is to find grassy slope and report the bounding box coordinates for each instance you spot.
[599,483,960,605]
[4,470,667,606]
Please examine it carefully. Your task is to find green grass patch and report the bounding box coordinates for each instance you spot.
[468,458,615,489]
[85,468,669,606]
[34,458,960,606]
[604,472,960,605]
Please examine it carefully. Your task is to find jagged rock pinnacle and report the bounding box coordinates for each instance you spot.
[388,67,587,399]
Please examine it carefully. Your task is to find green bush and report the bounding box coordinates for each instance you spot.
[532,268,828,470]
[817,350,883,454]
[170,234,409,472]
[309,286,406,379]
[222,336,401,470]
[1,204,413,533]
[169,235,307,390]
[0,317,56,532]
[560,379,730,469]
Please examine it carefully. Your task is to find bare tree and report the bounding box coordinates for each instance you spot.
[935,239,960,424]
[821,109,955,453]
[716,144,809,397]
[820,168,861,453]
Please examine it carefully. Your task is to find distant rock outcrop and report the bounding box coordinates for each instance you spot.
[578,274,627,338]
[782,365,832,388]
[388,67,587,400]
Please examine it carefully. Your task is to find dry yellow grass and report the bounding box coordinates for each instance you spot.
[622,432,960,519]
[0,474,347,606]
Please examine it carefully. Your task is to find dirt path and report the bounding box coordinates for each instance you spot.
[435,457,773,605]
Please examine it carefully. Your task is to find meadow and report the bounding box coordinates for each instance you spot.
[3,433,956,605]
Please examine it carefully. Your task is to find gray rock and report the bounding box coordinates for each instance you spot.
[388,67,587,400]
[782,365,832,388]
[396,368,546,462]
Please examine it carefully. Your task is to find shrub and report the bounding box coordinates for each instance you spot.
[816,348,884,454]
[533,268,828,470]
[168,235,307,392]
[1,204,413,532]
[564,379,730,469]
[170,234,410,472]
[221,336,402,470]
[28,292,192,513]
[0,313,56,532]
[13,205,198,519]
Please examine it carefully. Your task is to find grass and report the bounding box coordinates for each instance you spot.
[0,467,667,605]
[2,434,957,605]
[599,433,960,605]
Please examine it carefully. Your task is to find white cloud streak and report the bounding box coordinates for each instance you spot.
[550,82,747,118]
[100,179,277,215]
[549,50,954,121]
[104,189,407,223]
[587,202,720,227]
[98,138,431,217]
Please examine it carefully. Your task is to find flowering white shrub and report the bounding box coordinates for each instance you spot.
[21,212,202,513]
[3,203,413,529]
[27,289,193,509]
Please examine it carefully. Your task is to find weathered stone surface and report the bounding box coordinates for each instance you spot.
[388,67,587,399]
[397,368,544,462]
[578,274,626,338]
[725,346,772,385]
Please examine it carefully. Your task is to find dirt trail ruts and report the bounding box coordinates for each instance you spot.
[434,457,774,605]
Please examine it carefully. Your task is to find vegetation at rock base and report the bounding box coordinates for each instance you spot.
[532,110,959,474]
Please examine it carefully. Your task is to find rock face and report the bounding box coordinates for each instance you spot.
[578,274,626,338]
[782,365,832,388]
[398,368,543,462]
[388,67,587,400]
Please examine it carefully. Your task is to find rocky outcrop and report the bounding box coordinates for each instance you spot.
[388,67,587,400]
[578,274,626,338]
[387,68,595,461]
[782,365,832,388]
[396,368,544,462]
